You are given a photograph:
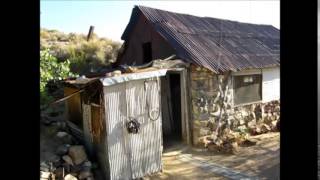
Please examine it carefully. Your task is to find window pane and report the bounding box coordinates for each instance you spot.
[234,74,262,105]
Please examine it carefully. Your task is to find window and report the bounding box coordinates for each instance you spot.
[142,42,152,64]
[233,74,262,105]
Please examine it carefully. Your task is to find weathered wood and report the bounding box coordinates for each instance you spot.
[87,26,95,41]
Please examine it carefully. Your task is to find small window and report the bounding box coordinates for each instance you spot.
[142,42,152,64]
[234,74,262,105]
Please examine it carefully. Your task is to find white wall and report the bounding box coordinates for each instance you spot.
[262,67,280,102]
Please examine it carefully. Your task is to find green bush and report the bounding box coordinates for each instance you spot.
[40,49,78,105]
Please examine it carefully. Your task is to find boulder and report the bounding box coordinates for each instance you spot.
[64,174,78,180]
[68,146,88,165]
[261,124,271,133]
[56,131,69,138]
[82,161,92,169]
[56,131,74,144]
[40,171,51,179]
[40,162,50,172]
[78,170,93,180]
[56,144,70,156]
[48,154,61,167]
[63,155,74,166]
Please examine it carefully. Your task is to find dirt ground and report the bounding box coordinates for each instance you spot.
[145,132,280,180]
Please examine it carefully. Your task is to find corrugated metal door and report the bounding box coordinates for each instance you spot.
[103,78,163,180]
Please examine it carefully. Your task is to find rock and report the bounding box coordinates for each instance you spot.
[63,155,74,166]
[56,131,69,138]
[198,113,210,121]
[64,174,78,180]
[199,128,211,136]
[56,144,70,156]
[247,120,256,128]
[207,143,220,152]
[40,171,51,179]
[276,119,280,131]
[82,161,92,169]
[237,125,247,132]
[54,167,64,179]
[68,146,88,165]
[62,162,71,173]
[70,164,83,174]
[48,154,61,167]
[194,120,208,128]
[198,135,213,148]
[241,139,257,147]
[78,170,93,179]
[261,124,271,133]
[255,126,261,135]
[230,142,239,154]
[207,121,217,131]
[56,132,74,144]
[40,162,50,172]
[270,120,278,131]
[239,119,245,125]
[214,138,223,146]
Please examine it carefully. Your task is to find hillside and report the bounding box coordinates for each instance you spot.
[40,28,122,75]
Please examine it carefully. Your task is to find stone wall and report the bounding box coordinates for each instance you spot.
[190,65,280,147]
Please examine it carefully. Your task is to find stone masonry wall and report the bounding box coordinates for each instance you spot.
[190,65,280,147]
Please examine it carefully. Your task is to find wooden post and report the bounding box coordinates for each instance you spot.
[87,26,95,41]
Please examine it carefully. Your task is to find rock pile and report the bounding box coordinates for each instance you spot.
[40,137,95,180]
[194,100,280,153]
[40,110,95,180]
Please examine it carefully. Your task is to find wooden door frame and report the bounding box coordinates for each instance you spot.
[166,68,191,145]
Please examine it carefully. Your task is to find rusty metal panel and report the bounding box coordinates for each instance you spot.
[103,82,131,180]
[103,78,163,180]
[121,6,280,73]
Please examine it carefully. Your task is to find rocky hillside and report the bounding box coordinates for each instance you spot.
[40,28,122,75]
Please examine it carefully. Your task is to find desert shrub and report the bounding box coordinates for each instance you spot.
[40,28,122,75]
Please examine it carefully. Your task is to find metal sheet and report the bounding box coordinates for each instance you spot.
[100,69,167,86]
[121,6,280,73]
[103,78,163,180]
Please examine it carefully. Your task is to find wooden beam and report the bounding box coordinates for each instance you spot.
[87,26,95,41]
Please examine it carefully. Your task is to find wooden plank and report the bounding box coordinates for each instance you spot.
[82,103,93,155]
[182,69,191,145]
[187,68,194,146]
[64,87,83,127]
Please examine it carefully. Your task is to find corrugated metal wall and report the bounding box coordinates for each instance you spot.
[103,78,163,180]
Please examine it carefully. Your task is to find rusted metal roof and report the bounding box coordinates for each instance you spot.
[121,6,280,73]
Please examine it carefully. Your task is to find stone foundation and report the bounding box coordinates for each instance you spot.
[190,65,280,147]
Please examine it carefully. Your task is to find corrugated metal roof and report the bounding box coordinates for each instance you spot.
[121,6,280,73]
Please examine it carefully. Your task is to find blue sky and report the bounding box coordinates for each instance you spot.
[40,1,279,42]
